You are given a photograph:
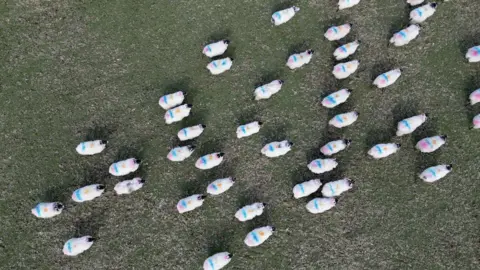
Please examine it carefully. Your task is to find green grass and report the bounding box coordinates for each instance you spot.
[1,0,479,269]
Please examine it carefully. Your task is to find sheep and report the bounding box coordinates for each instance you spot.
[167,145,196,162]
[235,203,266,222]
[419,164,452,183]
[293,179,322,199]
[177,194,206,213]
[75,140,107,155]
[415,135,447,153]
[368,143,401,159]
[320,139,351,156]
[72,184,105,203]
[203,40,230,58]
[396,114,428,136]
[158,91,185,110]
[466,46,480,63]
[407,0,425,6]
[332,60,359,79]
[470,89,480,104]
[244,226,275,247]
[321,88,352,108]
[207,57,233,75]
[195,152,225,170]
[286,50,314,69]
[206,177,235,195]
[410,3,437,23]
[321,179,353,197]
[306,198,337,214]
[324,23,352,41]
[178,124,206,141]
[329,111,359,128]
[271,6,300,26]
[390,24,421,46]
[237,121,263,138]
[338,0,361,10]
[31,202,64,218]
[109,158,141,176]
[307,158,338,174]
[261,140,293,157]
[114,177,145,195]
[63,236,95,256]
[254,80,284,100]
[165,104,193,124]
[333,40,360,60]
[473,114,480,129]
[203,252,233,270]
[373,69,402,88]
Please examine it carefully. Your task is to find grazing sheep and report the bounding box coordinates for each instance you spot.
[203,40,230,58]
[167,145,196,162]
[410,3,437,23]
[271,6,300,26]
[261,140,293,157]
[373,69,402,88]
[286,50,314,69]
[177,194,206,213]
[407,0,425,6]
[244,226,275,247]
[321,179,353,197]
[31,202,64,218]
[76,140,107,155]
[321,89,352,108]
[72,184,105,203]
[109,158,141,176]
[195,152,225,170]
[237,121,263,138]
[235,203,266,222]
[390,24,421,46]
[207,57,233,75]
[415,135,447,153]
[324,23,352,41]
[165,104,193,124]
[63,236,95,256]
[206,177,235,195]
[158,91,185,110]
[320,139,351,156]
[307,158,338,174]
[396,114,428,136]
[338,0,361,10]
[473,114,480,129]
[368,143,401,159]
[419,164,452,183]
[203,252,232,270]
[332,60,359,79]
[329,111,359,128]
[334,40,360,60]
[114,177,145,195]
[466,46,480,63]
[178,124,206,141]
[254,80,284,100]
[470,89,480,104]
[293,179,322,199]
[306,198,337,214]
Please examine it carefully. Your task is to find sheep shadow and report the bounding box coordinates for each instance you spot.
[78,166,111,187]
[246,207,272,233]
[458,32,480,57]
[364,127,396,152]
[195,137,224,158]
[84,125,116,141]
[260,122,288,145]
[370,60,399,82]
[205,225,234,255]
[236,188,264,208]
[195,157,236,187]
[159,78,195,102]
[207,29,232,44]
[182,105,208,127]
[114,144,148,178]
[271,1,297,13]
[387,5,412,38]
[391,99,421,128]
[463,75,480,124]
[235,106,263,126]
[73,211,105,239]
[178,178,204,197]
[310,165,347,198]
[254,70,285,88]
[41,181,77,203]
[289,164,316,187]
[287,42,312,60]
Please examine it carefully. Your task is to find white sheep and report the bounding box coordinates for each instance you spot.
[261,140,293,157]
[254,80,284,100]
[390,24,421,46]
[332,60,359,79]
[237,121,262,138]
[321,179,353,197]
[306,198,337,214]
[177,194,206,213]
[195,152,225,170]
[207,57,233,75]
[415,135,447,153]
[320,139,351,156]
[158,91,185,110]
[271,6,300,26]
[235,202,266,222]
[338,0,361,10]
[473,114,480,129]
[470,89,480,105]
[203,252,232,270]
[72,184,105,203]
[368,143,401,159]
[167,145,196,162]
[321,89,352,108]
[114,177,145,195]
[333,40,360,60]
[407,0,425,6]
[466,46,480,63]
[373,69,402,88]
[410,3,437,23]
[178,124,206,141]
[109,158,141,176]
[293,179,322,199]
[244,226,275,247]
[286,50,314,69]
[329,111,359,128]
[324,23,352,41]
[206,177,235,195]
[75,140,107,155]
[63,236,95,256]
[307,158,338,174]
[203,40,230,58]
[396,114,428,136]
[165,104,193,124]
[419,164,452,183]
[31,202,64,218]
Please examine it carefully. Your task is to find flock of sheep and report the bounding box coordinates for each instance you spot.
[30,0,480,269]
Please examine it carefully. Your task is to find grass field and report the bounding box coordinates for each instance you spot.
[1,0,479,269]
